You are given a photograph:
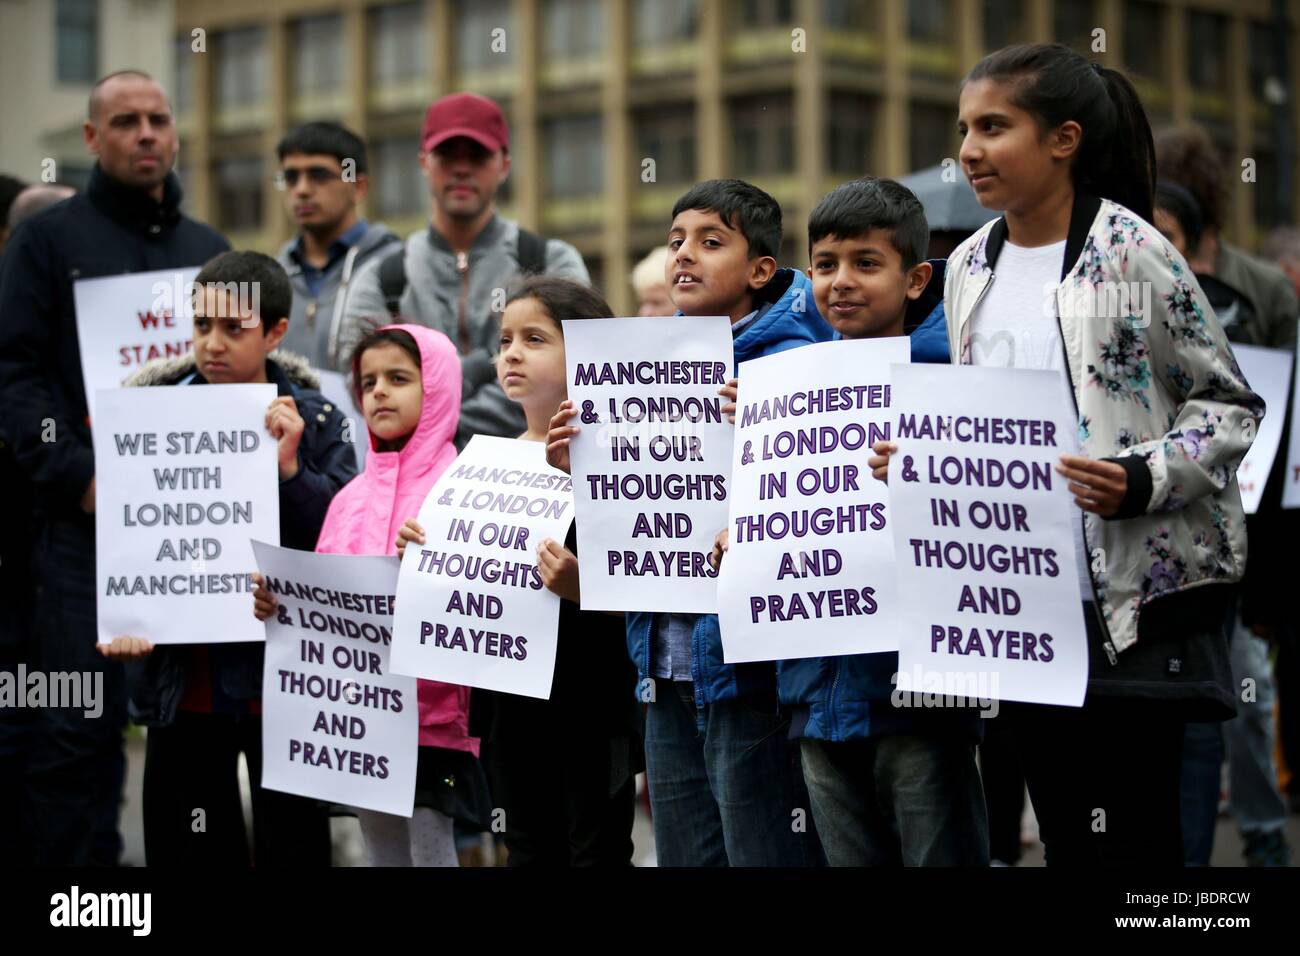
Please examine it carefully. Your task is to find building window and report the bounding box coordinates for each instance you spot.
[215,26,267,109]
[633,0,699,45]
[544,0,604,58]
[371,136,424,219]
[730,94,794,177]
[56,0,98,84]
[1123,1,1163,80]
[173,35,194,114]
[544,115,604,198]
[456,0,514,71]
[1249,21,1284,102]
[213,156,264,233]
[1187,10,1227,90]
[822,0,875,32]
[636,106,696,186]
[827,93,875,175]
[983,0,1027,52]
[1052,0,1095,52]
[292,14,343,96]
[1253,148,1280,230]
[910,102,956,171]
[907,0,954,44]
[734,0,793,29]
[370,2,425,86]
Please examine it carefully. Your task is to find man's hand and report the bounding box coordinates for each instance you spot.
[1055,454,1128,518]
[395,518,426,560]
[547,400,579,474]
[98,635,154,660]
[266,396,305,481]
[868,441,896,483]
[536,538,580,603]
[708,528,730,571]
[252,572,277,621]
[719,379,738,424]
[80,476,96,514]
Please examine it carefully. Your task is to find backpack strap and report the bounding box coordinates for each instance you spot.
[516,228,548,276]
[377,248,407,317]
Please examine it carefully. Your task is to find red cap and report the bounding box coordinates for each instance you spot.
[420,93,509,154]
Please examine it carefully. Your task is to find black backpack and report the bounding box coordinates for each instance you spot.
[378,227,548,318]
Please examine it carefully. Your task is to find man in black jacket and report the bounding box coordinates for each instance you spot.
[0,70,229,865]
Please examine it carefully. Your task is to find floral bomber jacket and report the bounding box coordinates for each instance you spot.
[943,193,1265,656]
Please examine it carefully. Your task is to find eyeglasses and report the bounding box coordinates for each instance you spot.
[275,167,342,190]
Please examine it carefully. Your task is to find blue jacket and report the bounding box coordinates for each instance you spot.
[777,260,980,742]
[626,268,834,709]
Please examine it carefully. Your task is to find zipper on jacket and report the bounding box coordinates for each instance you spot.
[1051,290,1120,666]
[455,251,470,354]
[827,658,841,741]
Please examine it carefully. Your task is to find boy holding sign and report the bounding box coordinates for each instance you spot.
[551,180,831,866]
[714,179,989,865]
[101,252,357,866]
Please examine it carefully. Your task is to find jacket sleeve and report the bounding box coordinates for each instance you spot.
[0,221,95,507]
[544,238,591,284]
[279,404,358,550]
[1106,237,1266,518]
[1264,275,1298,351]
[335,253,392,372]
[454,308,527,447]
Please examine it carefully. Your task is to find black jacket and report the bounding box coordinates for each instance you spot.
[123,350,359,726]
[0,164,230,520]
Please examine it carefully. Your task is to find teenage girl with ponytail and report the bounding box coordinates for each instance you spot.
[936,44,1263,865]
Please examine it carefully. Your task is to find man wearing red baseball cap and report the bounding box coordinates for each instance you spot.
[340,92,589,447]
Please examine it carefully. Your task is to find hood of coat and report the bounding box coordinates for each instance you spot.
[358,322,462,469]
[121,348,321,390]
[276,221,401,276]
[731,267,835,363]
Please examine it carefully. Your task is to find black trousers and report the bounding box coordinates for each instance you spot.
[143,710,331,867]
[480,731,636,867]
[1004,699,1185,866]
[978,713,1026,865]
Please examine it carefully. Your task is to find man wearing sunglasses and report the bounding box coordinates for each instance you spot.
[275,122,400,371]
[339,93,589,448]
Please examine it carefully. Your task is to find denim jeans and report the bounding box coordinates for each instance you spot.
[801,734,989,866]
[643,680,821,867]
[1224,615,1288,835]
[1179,721,1223,866]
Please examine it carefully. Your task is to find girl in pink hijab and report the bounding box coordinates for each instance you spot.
[316,324,485,866]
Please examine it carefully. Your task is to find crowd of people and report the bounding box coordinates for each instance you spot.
[1,40,1298,869]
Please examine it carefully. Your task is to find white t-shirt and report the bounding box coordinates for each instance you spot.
[968,239,1094,600]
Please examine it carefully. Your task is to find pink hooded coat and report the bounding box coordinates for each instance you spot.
[315,324,477,755]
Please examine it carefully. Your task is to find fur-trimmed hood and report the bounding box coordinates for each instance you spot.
[122,349,321,390]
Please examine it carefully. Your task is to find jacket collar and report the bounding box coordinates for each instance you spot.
[982,190,1102,283]
[426,212,505,255]
[185,357,297,398]
[86,162,184,234]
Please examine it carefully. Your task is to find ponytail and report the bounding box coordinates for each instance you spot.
[965,44,1156,223]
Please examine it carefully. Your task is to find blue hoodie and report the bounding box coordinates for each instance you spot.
[776,260,981,742]
[625,268,834,712]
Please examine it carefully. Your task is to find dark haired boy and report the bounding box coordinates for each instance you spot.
[578,179,833,866]
[101,250,357,866]
[275,121,400,370]
[776,177,987,865]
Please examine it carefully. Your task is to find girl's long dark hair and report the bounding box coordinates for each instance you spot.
[966,43,1155,223]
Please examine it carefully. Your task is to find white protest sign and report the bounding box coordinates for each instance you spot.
[888,364,1088,707]
[718,337,909,663]
[92,384,279,645]
[74,268,200,411]
[315,369,367,469]
[254,541,417,818]
[1280,320,1300,509]
[390,436,573,698]
[1232,344,1293,514]
[562,315,734,613]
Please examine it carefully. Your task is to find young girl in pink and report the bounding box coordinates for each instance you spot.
[270,323,485,866]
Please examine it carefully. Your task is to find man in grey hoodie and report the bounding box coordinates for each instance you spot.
[275,122,401,371]
[339,93,590,446]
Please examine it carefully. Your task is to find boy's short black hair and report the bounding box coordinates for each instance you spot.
[193,251,292,332]
[808,178,929,271]
[671,179,783,260]
[276,121,368,175]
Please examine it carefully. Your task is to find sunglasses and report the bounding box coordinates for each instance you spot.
[275,166,343,189]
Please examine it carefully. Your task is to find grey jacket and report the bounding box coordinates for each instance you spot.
[1213,242,1299,350]
[276,221,401,372]
[339,213,589,446]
